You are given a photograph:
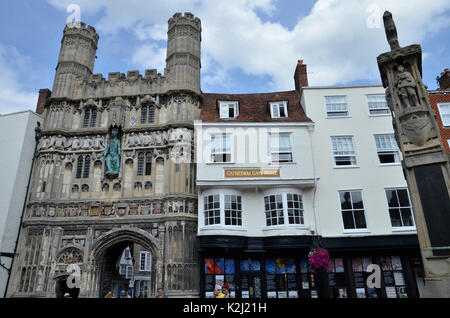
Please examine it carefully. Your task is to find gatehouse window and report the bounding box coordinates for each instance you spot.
[137,152,152,176]
[83,108,97,128]
[76,155,91,179]
[141,105,156,124]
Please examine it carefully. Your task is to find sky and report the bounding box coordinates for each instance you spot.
[0,0,449,114]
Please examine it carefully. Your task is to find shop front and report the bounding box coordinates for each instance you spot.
[198,235,422,298]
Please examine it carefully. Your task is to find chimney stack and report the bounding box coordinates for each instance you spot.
[294,60,308,94]
[437,68,450,90]
[36,89,51,114]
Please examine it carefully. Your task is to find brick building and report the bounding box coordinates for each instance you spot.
[428,68,450,152]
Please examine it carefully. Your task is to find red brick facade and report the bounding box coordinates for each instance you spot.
[428,91,450,152]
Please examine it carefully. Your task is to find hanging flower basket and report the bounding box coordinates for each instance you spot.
[308,247,330,272]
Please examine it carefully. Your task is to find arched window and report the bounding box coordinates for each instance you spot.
[141,105,148,124]
[148,106,155,123]
[145,153,152,175]
[76,156,83,178]
[83,108,97,128]
[137,152,145,176]
[83,155,91,178]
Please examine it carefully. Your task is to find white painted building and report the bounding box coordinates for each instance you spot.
[195,61,423,299]
[301,85,417,237]
[0,111,42,298]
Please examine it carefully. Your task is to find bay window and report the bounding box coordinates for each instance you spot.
[264,192,304,227]
[203,192,243,227]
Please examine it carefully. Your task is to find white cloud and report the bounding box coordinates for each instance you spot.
[46,0,450,92]
[0,44,37,114]
[131,43,166,73]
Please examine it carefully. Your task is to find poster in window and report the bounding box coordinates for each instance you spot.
[278,291,288,298]
[215,275,224,288]
[225,259,235,274]
[266,259,276,274]
[362,257,372,271]
[277,274,287,291]
[215,258,224,274]
[367,288,378,298]
[334,258,344,272]
[394,272,405,286]
[267,291,277,298]
[311,290,318,298]
[338,288,348,298]
[205,275,215,291]
[352,258,363,272]
[230,291,236,298]
[383,271,394,285]
[328,258,335,272]
[253,277,262,298]
[241,275,249,289]
[381,257,392,271]
[276,258,287,274]
[391,256,403,270]
[266,274,276,291]
[301,275,309,289]
[300,259,309,273]
[205,291,214,298]
[240,260,250,272]
[251,260,261,271]
[328,273,336,287]
[386,286,397,298]
[287,274,297,290]
[288,290,298,298]
[286,259,296,273]
[356,288,366,298]
[242,291,249,298]
[205,259,214,274]
[354,272,365,288]
[396,286,408,298]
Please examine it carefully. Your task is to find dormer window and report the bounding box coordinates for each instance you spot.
[270,101,288,119]
[219,101,239,119]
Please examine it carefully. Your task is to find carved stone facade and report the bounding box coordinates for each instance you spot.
[7,13,201,298]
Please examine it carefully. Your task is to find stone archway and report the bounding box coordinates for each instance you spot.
[88,228,160,298]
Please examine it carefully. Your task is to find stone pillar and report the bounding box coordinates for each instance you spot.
[377,11,450,298]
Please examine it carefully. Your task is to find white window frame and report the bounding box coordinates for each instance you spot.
[338,190,369,232]
[331,136,358,167]
[201,190,244,229]
[437,102,450,127]
[139,251,151,272]
[219,101,239,119]
[367,94,390,116]
[385,188,416,231]
[263,190,306,229]
[374,134,401,165]
[210,133,233,163]
[325,96,349,118]
[269,133,293,164]
[270,101,289,119]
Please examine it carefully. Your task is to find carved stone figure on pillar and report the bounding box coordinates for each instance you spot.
[100,128,121,179]
[395,65,420,108]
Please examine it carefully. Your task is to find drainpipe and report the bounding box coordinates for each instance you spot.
[307,124,321,243]
[3,121,41,298]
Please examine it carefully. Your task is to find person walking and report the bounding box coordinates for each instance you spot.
[155,287,168,298]
[214,285,225,298]
[222,284,230,298]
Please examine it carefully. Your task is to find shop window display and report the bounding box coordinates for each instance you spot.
[327,257,348,298]
[381,256,408,298]
[204,258,236,298]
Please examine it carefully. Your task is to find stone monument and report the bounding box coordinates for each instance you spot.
[377,11,450,297]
